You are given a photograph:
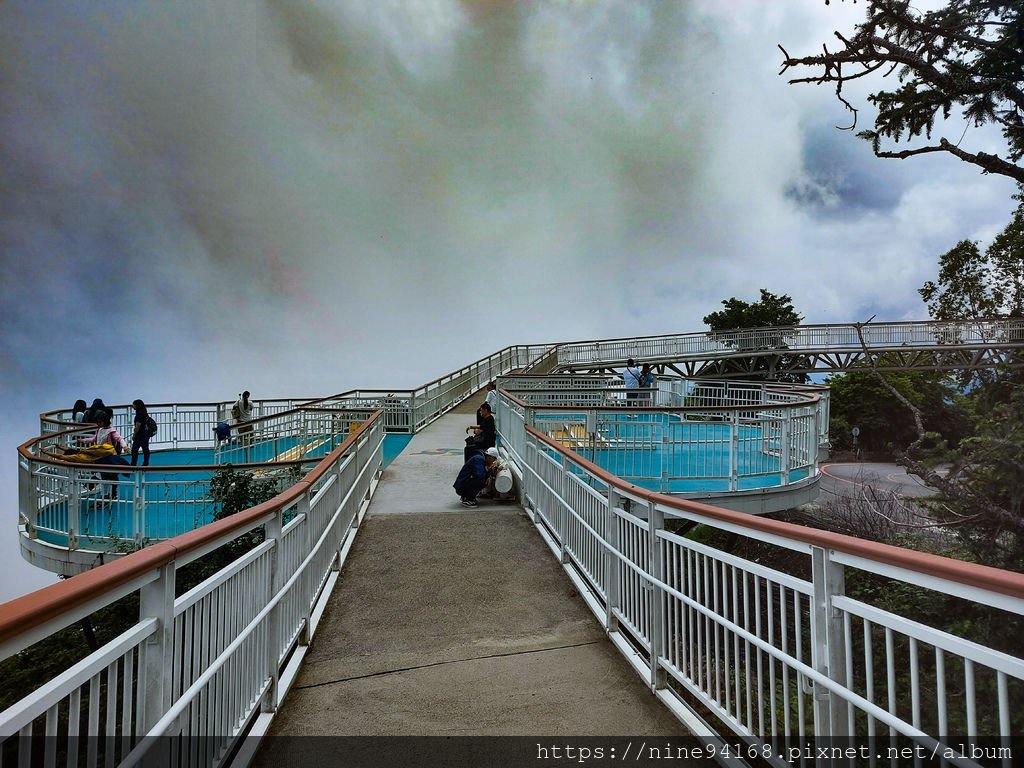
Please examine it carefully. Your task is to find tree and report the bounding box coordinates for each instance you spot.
[920,198,1024,319]
[703,289,808,381]
[176,464,300,591]
[703,288,804,331]
[779,1,1024,183]
[827,365,969,454]
[849,321,1024,566]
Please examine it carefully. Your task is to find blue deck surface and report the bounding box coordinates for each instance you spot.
[38,434,414,547]
[535,415,810,494]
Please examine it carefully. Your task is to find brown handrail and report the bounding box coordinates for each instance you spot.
[0,411,382,647]
[526,425,1024,601]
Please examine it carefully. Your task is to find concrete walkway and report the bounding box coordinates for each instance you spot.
[256,394,687,746]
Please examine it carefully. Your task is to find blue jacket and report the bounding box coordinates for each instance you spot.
[453,454,486,495]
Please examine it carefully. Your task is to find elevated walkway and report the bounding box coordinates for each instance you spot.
[256,396,687,746]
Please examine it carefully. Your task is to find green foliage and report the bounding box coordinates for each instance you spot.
[210,464,282,521]
[177,464,297,591]
[702,289,809,382]
[826,365,970,455]
[921,200,1024,320]
[702,288,803,332]
[951,386,1024,566]
[984,198,1024,316]
[781,1,1024,183]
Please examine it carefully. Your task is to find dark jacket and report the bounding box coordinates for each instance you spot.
[453,454,487,498]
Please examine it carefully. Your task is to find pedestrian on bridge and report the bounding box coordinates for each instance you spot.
[453,447,498,508]
[464,401,496,461]
[623,359,642,402]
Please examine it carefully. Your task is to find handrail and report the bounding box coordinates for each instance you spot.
[306,342,553,405]
[501,384,823,410]
[525,425,1024,600]
[0,411,382,647]
[553,317,1024,348]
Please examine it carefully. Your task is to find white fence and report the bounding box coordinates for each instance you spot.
[6,328,1024,767]
[556,318,1024,369]
[0,414,384,767]
[496,378,824,504]
[20,407,379,567]
[512,425,1024,766]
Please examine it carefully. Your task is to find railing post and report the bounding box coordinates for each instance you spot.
[20,457,38,539]
[646,499,667,690]
[811,546,848,740]
[604,488,621,634]
[263,512,283,713]
[780,415,791,486]
[558,457,570,564]
[729,411,739,493]
[134,473,144,545]
[68,469,80,550]
[298,492,313,645]
[139,562,176,734]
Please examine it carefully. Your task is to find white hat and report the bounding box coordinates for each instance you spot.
[485,447,499,458]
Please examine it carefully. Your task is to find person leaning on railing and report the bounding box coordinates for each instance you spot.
[48,410,130,500]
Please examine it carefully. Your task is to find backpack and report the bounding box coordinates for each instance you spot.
[145,416,158,437]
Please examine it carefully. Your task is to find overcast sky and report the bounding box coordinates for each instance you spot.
[1,0,1018,601]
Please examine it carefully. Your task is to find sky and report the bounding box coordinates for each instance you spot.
[1,0,1019,601]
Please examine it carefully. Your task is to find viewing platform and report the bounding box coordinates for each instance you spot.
[2,323,1023,768]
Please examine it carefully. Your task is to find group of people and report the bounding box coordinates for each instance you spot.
[622,359,655,402]
[70,398,156,467]
[453,381,504,508]
[63,398,158,500]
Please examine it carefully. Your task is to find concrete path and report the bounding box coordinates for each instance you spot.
[256,394,687,745]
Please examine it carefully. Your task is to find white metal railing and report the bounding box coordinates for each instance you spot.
[496,378,824,497]
[302,344,551,434]
[513,426,1024,765]
[39,398,316,444]
[6,325,1022,766]
[0,413,384,767]
[20,407,378,560]
[556,318,1024,368]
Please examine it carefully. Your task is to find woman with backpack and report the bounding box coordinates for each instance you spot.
[131,399,156,466]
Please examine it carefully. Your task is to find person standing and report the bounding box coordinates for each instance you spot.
[485,381,498,413]
[640,363,655,404]
[131,399,153,466]
[81,398,107,424]
[233,390,254,444]
[623,359,642,402]
[72,400,88,423]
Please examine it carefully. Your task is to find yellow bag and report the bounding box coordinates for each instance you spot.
[64,443,116,462]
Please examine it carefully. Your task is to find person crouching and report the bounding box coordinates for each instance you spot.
[453,447,498,508]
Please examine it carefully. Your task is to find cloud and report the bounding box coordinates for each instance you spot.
[0,0,1019,601]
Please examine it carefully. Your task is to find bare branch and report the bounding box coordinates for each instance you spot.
[851,319,1024,537]
[874,138,1024,183]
